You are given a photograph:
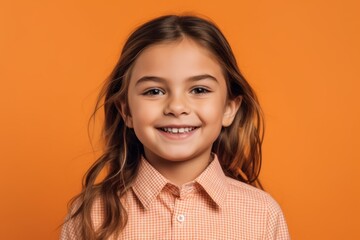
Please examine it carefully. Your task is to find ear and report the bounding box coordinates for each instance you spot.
[222,96,242,127]
[118,101,133,128]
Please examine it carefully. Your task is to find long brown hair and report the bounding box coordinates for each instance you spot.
[66,14,264,240]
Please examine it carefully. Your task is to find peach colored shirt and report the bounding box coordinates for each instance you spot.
[61,155,290,239]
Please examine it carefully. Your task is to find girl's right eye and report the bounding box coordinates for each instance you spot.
[142,88,165,96]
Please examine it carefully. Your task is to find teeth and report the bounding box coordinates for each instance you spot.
[162,127,195,134]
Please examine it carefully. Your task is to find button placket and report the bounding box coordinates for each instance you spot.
[171,183,197,239]
[173,197,187,226]
[177,214,185,223]
[173,182,196,226]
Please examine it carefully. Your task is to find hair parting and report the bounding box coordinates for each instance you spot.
[65,14,265,239]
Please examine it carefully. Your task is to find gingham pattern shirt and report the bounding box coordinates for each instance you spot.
[61,155,290,239]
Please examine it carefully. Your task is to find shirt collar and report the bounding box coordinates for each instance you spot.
[195,154,229,208]
[132,154,229,210]
[131,157,169,210]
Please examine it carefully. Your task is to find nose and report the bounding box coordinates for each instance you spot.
[163,94,190,117]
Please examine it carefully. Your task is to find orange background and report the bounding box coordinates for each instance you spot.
[1,0,359,239]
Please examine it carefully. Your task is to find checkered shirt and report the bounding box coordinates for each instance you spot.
[60,155,290,239]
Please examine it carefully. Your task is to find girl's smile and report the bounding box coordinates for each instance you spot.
[157,125,200,140]
[125,37,240,184]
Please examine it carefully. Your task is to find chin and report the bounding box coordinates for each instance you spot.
[144,145,210,163]
[145,150,196,163]
[158,153,194,162]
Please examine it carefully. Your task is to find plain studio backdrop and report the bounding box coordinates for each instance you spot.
[1,0,359,239]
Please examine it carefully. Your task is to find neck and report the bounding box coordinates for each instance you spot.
[144,151,213,187]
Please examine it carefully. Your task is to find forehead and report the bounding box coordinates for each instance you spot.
[129,38,225,84]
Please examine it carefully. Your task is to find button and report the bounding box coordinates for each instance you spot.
[177,214,185,222]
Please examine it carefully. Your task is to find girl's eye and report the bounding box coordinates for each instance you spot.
[190,87,211,94]
[143,88,165,96]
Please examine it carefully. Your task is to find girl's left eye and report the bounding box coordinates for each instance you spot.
[190,87,211,94]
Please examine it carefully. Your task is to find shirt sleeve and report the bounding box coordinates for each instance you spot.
[265,195,291,240]
[59,215,78,240]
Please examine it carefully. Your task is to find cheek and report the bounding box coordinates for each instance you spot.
[129,100,160,125]
[198,96,227,119]
[200,105,223,119]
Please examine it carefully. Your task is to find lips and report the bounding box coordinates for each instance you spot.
[160,127,198,134]
[156,126,199,140]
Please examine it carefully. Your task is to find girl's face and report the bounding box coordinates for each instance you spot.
[125,38,240,166]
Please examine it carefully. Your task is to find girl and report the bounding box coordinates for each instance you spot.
[61,14,290,239]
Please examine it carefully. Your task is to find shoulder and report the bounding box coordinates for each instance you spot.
[225,177,283,214]
[225,177,274,202]
[225,177,290,239]
[60,196,105,240]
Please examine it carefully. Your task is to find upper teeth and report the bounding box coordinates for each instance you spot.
[163,127,195,133]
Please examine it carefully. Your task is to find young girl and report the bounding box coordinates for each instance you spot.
[61,14,290,239]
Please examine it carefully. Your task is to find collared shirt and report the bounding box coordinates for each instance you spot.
[60,155,290,239]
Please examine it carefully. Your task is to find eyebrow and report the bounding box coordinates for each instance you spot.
[135,74,218,86]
